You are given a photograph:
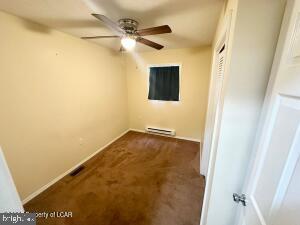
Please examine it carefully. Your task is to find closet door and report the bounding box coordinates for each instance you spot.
[201,44,226,176]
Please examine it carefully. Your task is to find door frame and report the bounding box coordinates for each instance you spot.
[200,9,235,225]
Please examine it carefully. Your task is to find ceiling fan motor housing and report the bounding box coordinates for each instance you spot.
[118,18,139,35]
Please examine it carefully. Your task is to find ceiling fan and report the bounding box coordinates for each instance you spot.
[81,14,172,51]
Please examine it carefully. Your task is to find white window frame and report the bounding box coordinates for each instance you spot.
[147,63,182,102]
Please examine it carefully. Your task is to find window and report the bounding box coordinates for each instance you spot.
[148,65,180,101]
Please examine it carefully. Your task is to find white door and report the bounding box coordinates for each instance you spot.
[201,43,226,176]
[0,147,23,212]
[237,0,300,224]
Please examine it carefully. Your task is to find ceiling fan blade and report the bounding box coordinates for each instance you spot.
[137,37,164,50]
[91,14,124,34]
[137,25,172,36]
[81,35,120,40]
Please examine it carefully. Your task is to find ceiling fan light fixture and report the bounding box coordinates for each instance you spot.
[82,15,171,51]
[121,36,136,51]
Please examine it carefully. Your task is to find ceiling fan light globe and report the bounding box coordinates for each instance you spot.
[121,36,136,51]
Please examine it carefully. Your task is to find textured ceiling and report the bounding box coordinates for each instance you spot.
[0,0,224,51]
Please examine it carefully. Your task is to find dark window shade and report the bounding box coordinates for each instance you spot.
[148,66,180,101]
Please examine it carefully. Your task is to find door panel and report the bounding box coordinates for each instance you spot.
[254,96,300,221]
[242,96,300,225]
[275,149,300,225]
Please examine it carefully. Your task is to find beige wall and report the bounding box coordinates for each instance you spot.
[0,11,128,200]
[125,47,212,141]
[0,10,212,202]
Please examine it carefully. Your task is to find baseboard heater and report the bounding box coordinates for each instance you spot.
[145,126,176,136]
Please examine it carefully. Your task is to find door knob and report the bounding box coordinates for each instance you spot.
[233,193,247,206]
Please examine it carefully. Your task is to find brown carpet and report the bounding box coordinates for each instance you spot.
[25,131,205,225]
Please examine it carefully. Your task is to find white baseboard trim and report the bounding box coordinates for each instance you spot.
[22,128,200,204]
[22,129,130,205]
[129,128,201,143]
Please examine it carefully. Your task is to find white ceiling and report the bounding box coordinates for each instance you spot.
[0,0,224,51]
